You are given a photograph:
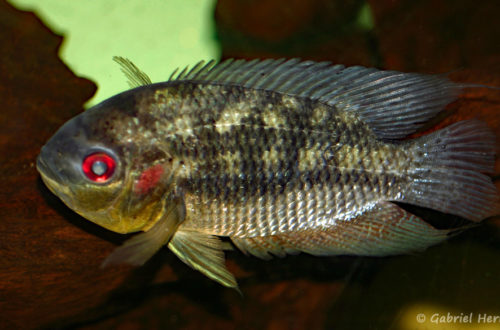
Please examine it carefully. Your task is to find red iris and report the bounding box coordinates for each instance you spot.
[82,152,116,183]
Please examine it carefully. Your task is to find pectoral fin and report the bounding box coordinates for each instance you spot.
[101,198,185,267]
[168,230,238,290]
[233,202,456,258]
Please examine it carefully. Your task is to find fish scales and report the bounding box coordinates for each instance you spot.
[37,58,498,289]
[141,82,410,237]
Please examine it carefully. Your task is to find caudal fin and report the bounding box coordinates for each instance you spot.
[404,120,498,222]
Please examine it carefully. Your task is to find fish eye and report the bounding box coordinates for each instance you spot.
[82,152,116,183]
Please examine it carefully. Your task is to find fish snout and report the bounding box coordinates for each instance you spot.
[37,144,75,191]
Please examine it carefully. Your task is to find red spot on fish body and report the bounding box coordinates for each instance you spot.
[134,164,164,195]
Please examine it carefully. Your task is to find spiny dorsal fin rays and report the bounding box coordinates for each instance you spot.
[168,58,462,139]
[113,56,153,88]
[112,57,464,139]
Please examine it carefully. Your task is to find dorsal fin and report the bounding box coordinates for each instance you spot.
[168,58,463,139]
[113,56,152,88]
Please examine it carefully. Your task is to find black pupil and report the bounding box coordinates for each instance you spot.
[92,160,108,176]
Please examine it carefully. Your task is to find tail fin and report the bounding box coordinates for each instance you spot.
[404,120,498,222]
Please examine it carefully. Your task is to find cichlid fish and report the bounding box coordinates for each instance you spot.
[37,57,498,289]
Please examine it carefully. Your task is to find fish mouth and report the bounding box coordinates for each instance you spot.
[36,149,63,185]
[37,149,119,230]
[36,152,73,202]
[37,152,57,181]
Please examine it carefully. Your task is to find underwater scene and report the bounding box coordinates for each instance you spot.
[0,0,499,329]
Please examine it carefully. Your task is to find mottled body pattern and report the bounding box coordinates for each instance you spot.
[37,58,498,289]
[140,83,406,237]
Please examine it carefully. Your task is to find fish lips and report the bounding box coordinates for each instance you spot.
[36,149,61,183]
[36,115,93,188]
[36,143,77,201]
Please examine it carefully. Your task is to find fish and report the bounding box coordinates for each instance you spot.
[36,57,498,290]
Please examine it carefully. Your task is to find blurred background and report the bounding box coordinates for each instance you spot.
[0,0,499,329]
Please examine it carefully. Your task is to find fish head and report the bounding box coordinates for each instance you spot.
[37,90,177,234]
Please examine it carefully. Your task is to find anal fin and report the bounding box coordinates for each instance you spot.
[168,230,238,290]
[232,202,455,259]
